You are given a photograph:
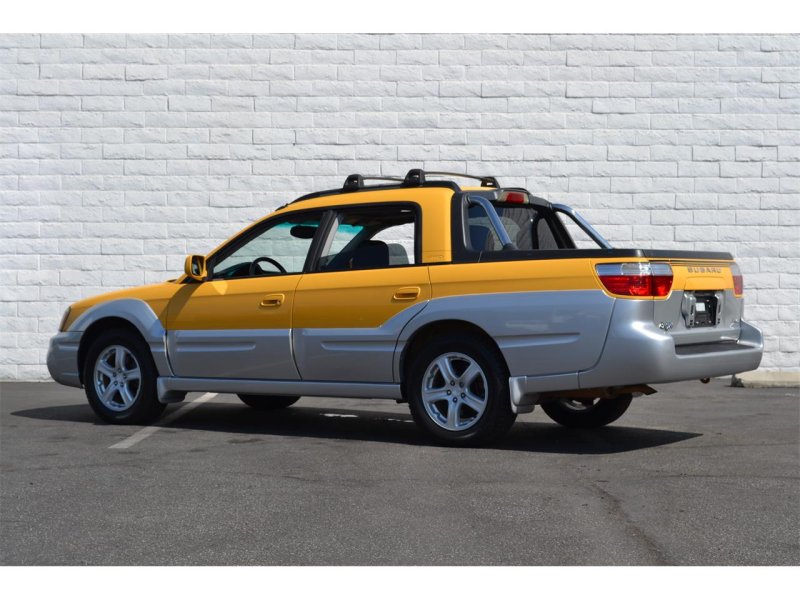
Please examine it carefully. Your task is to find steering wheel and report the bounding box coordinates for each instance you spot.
[248,256,287,276]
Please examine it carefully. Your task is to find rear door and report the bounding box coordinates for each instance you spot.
[292,203,431,383]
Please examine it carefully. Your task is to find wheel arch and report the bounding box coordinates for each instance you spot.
[72,299,171,383]
[397,319,508,399]
[77,317,149,384]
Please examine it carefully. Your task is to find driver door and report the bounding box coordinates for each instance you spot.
[166,210,325,380]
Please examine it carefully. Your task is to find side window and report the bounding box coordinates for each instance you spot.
[317,205,418,272]
[210,212,323,280]
[466,203,502,251]
[534,217,561,250]
[466,202,565,252]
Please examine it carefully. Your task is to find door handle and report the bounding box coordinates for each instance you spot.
[393,287,421,301]
[259,293,285,308]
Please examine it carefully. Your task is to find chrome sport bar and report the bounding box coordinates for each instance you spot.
[466,194,518,251]
[552,203,613,249]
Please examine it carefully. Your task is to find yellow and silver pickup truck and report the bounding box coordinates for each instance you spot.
[47,169,763,445]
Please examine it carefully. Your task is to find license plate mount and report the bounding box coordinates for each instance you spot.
[681,291,722,328]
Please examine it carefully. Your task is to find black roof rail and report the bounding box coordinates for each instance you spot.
[421,170,500,188]
[289,168,499,204]
[343,169,499,191]
[341,169,500,193]
[342,174,405,192]
[404,168,426,186]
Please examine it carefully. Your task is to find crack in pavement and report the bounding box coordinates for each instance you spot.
[567,464,670,565]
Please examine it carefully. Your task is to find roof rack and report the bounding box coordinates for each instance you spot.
[342,174,404,192]
[344,169,500,191]
[291,168,500,204]
[420,171,500,188]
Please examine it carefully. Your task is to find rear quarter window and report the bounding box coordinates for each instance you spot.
[466,203,565,252]
[556,213,602,249]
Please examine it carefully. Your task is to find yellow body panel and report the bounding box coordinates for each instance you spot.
[64,183,738,332]
[667,261,735,291]
[63,281,179,330]
[167,275,302,330]
[429,256,736,301]
[293,267,431,329]
[429,259,599,298]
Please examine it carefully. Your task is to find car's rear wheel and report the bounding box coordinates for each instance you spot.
[83,329,165,424]
[407,334,516,445]
[540,394,633,428]
[237,394,299,410]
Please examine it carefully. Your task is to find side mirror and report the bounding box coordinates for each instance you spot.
[184,254,207,282]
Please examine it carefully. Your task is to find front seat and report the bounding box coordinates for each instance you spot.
[387,243,409,265]
[351,240,390,269]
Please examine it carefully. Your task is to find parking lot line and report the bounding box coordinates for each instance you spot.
[109,392,217,449]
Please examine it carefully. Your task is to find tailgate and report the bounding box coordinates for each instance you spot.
[655,258,743,346]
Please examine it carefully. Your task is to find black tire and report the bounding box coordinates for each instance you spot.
[237,394,299,410]
[83,328,165,425]
[406,334,516,446]
[540,394,633,428]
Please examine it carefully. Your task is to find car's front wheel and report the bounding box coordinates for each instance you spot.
[540,394,633,428]
[237,394,299,410]
[83,329,165,424]
[407,334,516,445]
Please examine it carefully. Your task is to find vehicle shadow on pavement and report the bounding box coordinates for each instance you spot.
[12,402,702,455]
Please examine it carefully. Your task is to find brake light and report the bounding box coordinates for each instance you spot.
[498,190,529,204]
[731,263,743,296]
[595,263,673,297]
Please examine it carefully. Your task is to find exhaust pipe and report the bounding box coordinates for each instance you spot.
[540,384,657,401]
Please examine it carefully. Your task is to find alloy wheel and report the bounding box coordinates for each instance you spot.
[93,345,142,412]
[421,352,488,431]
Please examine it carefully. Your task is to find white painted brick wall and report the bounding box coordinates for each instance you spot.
[0,33,798,380]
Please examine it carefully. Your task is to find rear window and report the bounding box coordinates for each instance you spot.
[317,204,418,272]
[466,203,565,252]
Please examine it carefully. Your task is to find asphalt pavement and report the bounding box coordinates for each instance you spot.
[1,380,798,565]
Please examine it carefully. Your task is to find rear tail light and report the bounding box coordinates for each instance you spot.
[595,263,673,297]
[731,263,743,296]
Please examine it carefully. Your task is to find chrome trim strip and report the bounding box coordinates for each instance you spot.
[157,377,403,401]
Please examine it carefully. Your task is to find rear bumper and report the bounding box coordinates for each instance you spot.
[46,331,82,388]
[508,316,763,414]
[578,318,763,388]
